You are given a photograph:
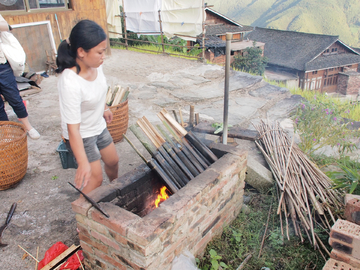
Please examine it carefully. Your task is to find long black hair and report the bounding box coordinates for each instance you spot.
[55,20,107,74]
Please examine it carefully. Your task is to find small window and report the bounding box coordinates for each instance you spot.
[335,48,338,52]
[0,0,67,11]
[331,48,335,52]
[324,79,327,86]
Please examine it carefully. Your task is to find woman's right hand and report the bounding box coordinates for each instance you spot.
[67,123,91,189]
[74,161,92,189]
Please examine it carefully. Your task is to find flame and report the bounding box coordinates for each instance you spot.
[155,186,169,208]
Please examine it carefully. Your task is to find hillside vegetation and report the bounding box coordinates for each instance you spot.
[206,0,360,47]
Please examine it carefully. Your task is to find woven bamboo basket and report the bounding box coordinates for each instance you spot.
[107,99,129,143]
[0,121,28,190]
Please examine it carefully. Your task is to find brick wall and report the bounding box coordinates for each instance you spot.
[337,72,360,96]
[72,144,247,270]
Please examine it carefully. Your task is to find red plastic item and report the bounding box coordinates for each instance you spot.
[37,241,83,270]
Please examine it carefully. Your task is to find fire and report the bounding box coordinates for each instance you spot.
[155,186,169,208]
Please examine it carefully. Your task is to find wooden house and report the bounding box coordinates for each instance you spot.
[0,0,109,72]
[197,7,263,64]
[246,27,360,95]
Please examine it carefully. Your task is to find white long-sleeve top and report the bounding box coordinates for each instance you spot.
[0,14,10,64]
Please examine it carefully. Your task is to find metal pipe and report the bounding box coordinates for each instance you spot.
[223,32,232,145]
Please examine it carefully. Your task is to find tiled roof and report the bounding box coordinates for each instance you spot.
[306,53,360,71]
[352,47,360,54]
[246,27,360,71]
[201,35,226,47]
[205,24,253,36]
[198,24,254,48]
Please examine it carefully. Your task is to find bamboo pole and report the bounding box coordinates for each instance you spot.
[123,133,179,193]
[254,120,343,254]
[130,125,183,189]
[158,112,206,172]
[158,10,165,54]
[157,124,199,177]
[137,119,190,185]
[121,0,128,50]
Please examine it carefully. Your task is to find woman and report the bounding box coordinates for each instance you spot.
[0,14,40,139]
[56,20,119,194]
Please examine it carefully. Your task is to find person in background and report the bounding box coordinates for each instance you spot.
[56,20,119,194]
[0,14,40,139]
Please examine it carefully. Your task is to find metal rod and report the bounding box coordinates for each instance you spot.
[223,32,232,145]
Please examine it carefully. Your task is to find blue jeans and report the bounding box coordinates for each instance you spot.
[0,61,27,121]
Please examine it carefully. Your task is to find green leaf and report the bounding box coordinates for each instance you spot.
[209,249,217,257]
[211,260,219,270]
[214,127,223,134]
[350,181,358,194]
[220,262,229,268]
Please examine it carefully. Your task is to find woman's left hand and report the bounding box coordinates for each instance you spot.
[103,109,113,124]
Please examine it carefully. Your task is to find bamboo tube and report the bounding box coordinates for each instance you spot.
[130,124,184,188]
[172,110,179,123]
[138,119,190,185]
[161,143,193,181]
[157,124,198,178]
[181,137,208,170]
[179,108,185,127]
[123,133,179,193]
[158,113,206,173]
[161,108,218,163]
[190,105,195,127]
[195,113,200,125]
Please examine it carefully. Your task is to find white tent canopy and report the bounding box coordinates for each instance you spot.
[123,0,205,41]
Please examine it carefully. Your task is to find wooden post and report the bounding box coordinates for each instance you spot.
[202,0,206,61]
[195,113,200,125]
[189,105,195,127]
[121,0,128,50]
[158,10,165,54]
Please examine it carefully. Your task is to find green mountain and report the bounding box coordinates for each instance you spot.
[206,0,360,47]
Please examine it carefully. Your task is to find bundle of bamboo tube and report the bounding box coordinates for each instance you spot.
[254,120,344,258]
[123,111,218,194]
[105,85,129,106]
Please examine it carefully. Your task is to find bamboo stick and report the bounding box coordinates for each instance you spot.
[130,125,184,189]
[18,245,39,263]
[254,120,343,251]
[158,114,205,173]
[123,133,179,193]
[157,124,199,177]
[138,119,190,185]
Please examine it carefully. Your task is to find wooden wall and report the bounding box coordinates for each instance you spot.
[2,0,110,72]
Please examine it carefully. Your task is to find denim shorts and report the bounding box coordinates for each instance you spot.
[65,128,113,163]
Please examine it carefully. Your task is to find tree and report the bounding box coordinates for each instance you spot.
[231,42,268,75]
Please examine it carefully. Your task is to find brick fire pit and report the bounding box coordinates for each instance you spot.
[72,142,247,270]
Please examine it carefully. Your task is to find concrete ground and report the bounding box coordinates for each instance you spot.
[0,48,307,269]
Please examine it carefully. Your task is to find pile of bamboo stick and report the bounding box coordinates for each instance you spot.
[105,85,129,106]
[254,120,344,257]
[123,109,218,194]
